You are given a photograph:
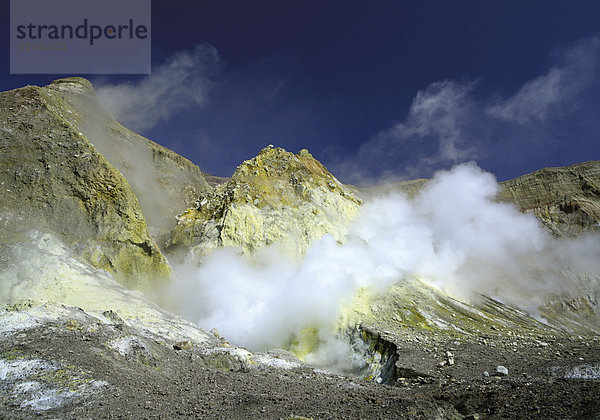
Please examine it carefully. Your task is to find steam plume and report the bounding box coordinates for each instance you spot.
[170,163,600,359]
[96,44,221,133]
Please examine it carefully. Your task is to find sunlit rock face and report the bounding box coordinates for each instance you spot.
[0,78,171,289]
[167,145,362,258]
[43,77,213,246]
[498,161,600,236]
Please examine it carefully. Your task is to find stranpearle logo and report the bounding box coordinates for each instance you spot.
[10,0,151,74]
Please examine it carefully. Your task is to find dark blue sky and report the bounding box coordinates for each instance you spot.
[2,0,600,182]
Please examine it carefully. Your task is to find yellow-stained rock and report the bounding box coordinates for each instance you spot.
[44,77,214,246]
[167,146,362,257]
[0,80,171,289]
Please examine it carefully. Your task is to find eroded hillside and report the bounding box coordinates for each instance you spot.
[1,78,600,419]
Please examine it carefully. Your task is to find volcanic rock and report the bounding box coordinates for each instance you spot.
[498,161,600,236]
[0,80,171,288]
[367,161,600,237]
[167,145,362,257]
[44,77,213,245]
[495,365,509,376]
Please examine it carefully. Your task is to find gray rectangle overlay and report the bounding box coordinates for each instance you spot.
[10,0,151,74]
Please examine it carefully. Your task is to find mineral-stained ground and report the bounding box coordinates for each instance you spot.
[1,306,599,419]
[1,78,600,419]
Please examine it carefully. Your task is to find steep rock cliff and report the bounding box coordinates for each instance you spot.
[44,77,213,245]
[498,161,600,236]
[0,80,170,288]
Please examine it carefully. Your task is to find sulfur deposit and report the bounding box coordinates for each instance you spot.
[1,78,600,419]
[167,145,362,258]
[0,79,171,289]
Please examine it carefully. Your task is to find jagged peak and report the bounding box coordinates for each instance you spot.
[46,77,96,96]
[297,148,312,157]
[237,145,338,185]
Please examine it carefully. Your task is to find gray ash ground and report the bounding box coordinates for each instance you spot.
[1,318,599,419]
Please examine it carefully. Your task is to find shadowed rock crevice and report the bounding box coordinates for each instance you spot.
[349,326,400,385]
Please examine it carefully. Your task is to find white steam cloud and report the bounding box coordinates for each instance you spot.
[96,44,221,133]
[170,163,600,357]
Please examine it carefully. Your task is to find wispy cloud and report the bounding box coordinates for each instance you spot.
[333,36,600,184]
[331,80,481,183]
[95,44,222,133]
[371,80,477,164]
[487,37,600,124]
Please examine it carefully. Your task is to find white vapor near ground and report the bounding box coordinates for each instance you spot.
[170,163,600,356]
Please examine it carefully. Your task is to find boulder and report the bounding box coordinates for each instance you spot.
[495,365,509,376]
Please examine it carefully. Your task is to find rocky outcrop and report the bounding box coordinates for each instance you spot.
[2,77,600,418]
[326,276,600,388]
[0,80,171,288]
[44,77,213,245]
[498,161,600,236]
[167,146,362,258]
[361,162,600,237]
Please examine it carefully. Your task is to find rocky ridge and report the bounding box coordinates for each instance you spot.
[498,161,600,236]
[0,81,170,288]
[45,77,213,246]
[384,162,600,237]
[167,145,362,258]
[1,78,600,418]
